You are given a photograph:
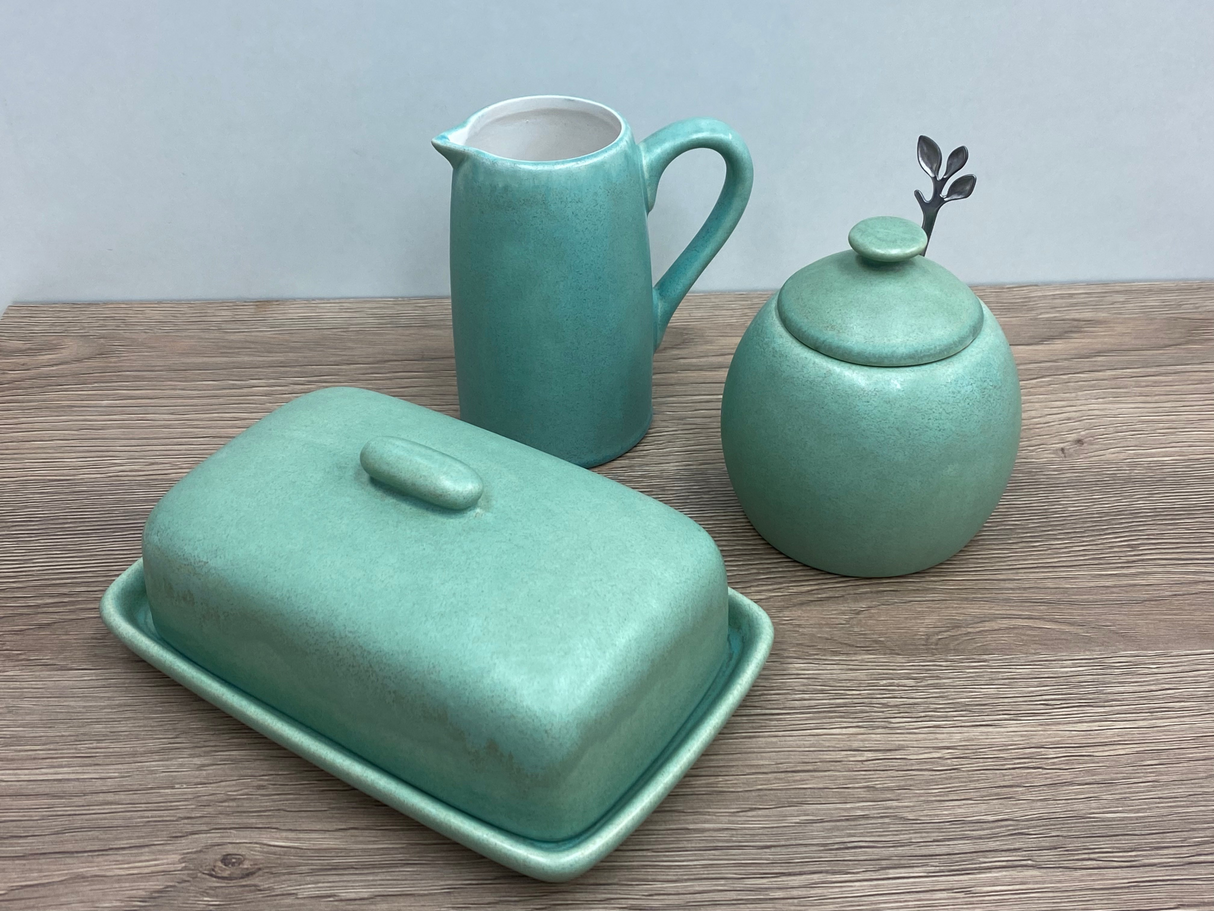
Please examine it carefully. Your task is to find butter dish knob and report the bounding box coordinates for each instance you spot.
[360,436,484,511]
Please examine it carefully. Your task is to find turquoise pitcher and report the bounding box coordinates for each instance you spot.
[434,95,753,467]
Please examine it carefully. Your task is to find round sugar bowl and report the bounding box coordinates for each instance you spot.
[720,216,1021,577]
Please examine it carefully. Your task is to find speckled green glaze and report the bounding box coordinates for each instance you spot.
[847,214,928,262]
[123,387,772,874]
[101,564,772,881]
[721,219,1021,577]
[435,96,752,467]
[778,216,983,368]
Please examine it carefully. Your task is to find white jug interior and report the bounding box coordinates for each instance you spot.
[449,96,623,162]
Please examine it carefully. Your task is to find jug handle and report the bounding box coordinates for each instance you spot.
[640,118,754,349]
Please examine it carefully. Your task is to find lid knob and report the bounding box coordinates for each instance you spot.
[360,436,483,512]
[847,216,927,264]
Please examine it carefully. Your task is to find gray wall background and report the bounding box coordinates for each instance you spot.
[1,0,1212,314]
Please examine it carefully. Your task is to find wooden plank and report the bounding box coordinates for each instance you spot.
[1,655,1211,910]
[2,458,1213,663]
[1,285,1213,908]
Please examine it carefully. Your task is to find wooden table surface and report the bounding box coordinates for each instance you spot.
[2,285,1213,910]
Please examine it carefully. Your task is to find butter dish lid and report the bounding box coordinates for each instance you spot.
[776,215,983,367]
[139,387,742,847]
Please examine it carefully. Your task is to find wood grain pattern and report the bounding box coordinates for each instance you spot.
[2,284,1213,909]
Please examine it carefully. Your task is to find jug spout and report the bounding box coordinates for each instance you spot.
[432,132,471,168]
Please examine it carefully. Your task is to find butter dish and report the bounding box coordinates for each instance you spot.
[101,387,772,880]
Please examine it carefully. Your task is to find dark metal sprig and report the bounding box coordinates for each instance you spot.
[914,135,975,253]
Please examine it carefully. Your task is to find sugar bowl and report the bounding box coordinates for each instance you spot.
[720,216,1021,577]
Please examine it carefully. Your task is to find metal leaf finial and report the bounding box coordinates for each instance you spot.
[914,135,975,253]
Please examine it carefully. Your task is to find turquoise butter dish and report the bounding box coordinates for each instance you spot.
[100,387,773,881]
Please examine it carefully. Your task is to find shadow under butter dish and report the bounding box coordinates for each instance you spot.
[102,387,772,880]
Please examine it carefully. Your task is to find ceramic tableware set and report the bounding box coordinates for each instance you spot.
[100,96,1020,881]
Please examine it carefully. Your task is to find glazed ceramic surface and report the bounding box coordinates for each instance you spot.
[721,217,1021,577]
[110,387,772,877]
[102,564,772,882]
[435,96,753,467]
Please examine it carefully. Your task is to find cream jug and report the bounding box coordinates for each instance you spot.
[435,95,752,467]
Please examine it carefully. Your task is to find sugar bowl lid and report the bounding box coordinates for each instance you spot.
[776,216,983,367]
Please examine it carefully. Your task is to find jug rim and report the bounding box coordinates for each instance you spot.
[436,95,628,165]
